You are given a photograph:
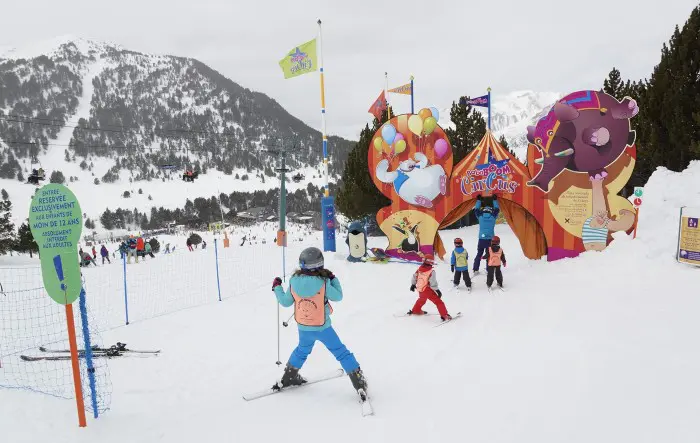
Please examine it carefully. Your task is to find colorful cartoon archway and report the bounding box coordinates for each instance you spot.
[367,91,639,262]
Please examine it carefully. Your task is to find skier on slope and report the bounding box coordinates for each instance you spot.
[408,255,453,321]
[472,194,500,275]
[482,235,507,292]
[100,244,111,264]
[271,247,368,400]
[450,237,472,291]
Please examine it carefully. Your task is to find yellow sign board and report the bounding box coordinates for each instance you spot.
[678,215,700,266]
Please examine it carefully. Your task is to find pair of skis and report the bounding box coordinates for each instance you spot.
[21,343,160,362]
[242,369,373,417]
[394,311,463,327]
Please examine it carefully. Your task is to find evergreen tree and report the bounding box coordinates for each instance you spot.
[0,200,15,254]
[17,170,24,182]
[16,222,38,257]
[610,5,700,188]
[1,189,8,201]
[50,170,65,184]
[603,67,624,97]
[336,111,394,220]
[444,98,487,165]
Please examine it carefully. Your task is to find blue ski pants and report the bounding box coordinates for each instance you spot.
[288,326,360,373]
[473,238,491,272]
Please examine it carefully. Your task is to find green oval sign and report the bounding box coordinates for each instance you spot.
[28,184,83,305]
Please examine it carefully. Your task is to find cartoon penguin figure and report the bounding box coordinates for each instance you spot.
[345,221,368,262]
[376,152,447,208]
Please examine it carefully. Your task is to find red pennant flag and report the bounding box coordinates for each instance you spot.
[368,91,387,120]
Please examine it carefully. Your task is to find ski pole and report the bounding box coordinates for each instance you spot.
[282,312,294,327]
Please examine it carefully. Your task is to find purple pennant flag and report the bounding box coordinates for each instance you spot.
[460,94,489,107]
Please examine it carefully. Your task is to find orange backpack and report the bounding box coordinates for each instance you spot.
[415,269,433,292]
[291,282,331,327]
[488,247,502,267]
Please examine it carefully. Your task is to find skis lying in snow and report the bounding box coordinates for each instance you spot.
[242,369,345,401]
[39,342,161,355]
[433,312,463,327]
[20,351,154,361]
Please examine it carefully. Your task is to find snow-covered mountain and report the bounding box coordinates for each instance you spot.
[438,90,561,159]
[0,36,352,228]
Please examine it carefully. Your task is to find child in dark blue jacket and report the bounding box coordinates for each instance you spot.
[473,194,500,274]
[272,247,368,400]
[450,237,471,291]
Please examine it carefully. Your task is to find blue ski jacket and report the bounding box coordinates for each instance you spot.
[274,274,343,332]
[474,200,500,240]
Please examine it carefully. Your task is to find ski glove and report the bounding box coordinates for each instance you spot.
[328,272,336,280]
[451,265,455,272]
[436,290,443,298]
[492,194,498,201]
[272,277,282,290]
[503,262,507,268]
[410,284,416,292]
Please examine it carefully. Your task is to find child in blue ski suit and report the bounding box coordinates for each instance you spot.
[450,237,471,290]
[473,195,500,274]
[272,247,368,398]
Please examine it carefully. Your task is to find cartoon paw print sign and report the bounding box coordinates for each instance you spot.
[368,110,454,261]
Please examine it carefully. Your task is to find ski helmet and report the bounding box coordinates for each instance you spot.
[491,235,501,245]
[299,247,324,270]
[453,238,463,246]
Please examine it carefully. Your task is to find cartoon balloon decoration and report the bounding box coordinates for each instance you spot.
[383,142,393,155]
[423,117,438,135]
[434,139,448,159]
[381,124,397,145]
[373,137,383,152]
[429,107,439,121]
[418,108,432,120]
[408,114,424,136]
[394,133,404,143]
[394,139,407,155]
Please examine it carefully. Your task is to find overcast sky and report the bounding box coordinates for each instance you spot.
[0,0,697,140]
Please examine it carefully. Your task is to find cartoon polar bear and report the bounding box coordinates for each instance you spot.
[376,152,447,208]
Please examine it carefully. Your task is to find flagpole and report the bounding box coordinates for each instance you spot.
[410,75,414,114]
[487,87,492,131]
[318,19,336,253]
[384,72,389,120]
[317,19,329,197]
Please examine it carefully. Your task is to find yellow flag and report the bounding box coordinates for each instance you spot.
[279,39,318,79]
[388,83,412,95]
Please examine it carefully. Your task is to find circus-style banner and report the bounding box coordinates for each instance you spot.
[367,90,640,263]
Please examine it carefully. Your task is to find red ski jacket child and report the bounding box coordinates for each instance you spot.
[409,256,451,321]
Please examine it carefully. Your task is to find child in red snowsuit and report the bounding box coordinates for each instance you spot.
[408,256,452,321]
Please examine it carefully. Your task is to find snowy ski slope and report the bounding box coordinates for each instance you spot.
[1,162,699,442]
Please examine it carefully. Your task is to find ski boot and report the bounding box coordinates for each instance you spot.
[273,363,306,391]
[349,367,368,401]
[467,286,472,293]
[441,314,453,322]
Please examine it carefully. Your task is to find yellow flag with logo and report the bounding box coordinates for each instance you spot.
[279,39,318,79]
[388,83,412,95]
